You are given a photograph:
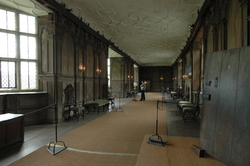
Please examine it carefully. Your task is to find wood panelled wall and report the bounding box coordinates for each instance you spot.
[0,93,48,125]
[139,66,173,92]
[171,0,250,165]
[109,57,135,97]
[38,1,110,122]
[0,0,137,124]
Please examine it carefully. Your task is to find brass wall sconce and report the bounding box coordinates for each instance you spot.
[128,75,133,79]
[79,63,85,71]
[183,73,192,78]
[96,68,101,74]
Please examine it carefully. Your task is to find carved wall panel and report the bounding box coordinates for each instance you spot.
[193,49,201,91]
[218,25,225,51]
[77,47,83,76]
[177,61,182,88]
[2,93,48,125]
[95,53,99,77]
[86,45,94,78]
[111,58,124,81]
[39,15,54,75]
[100,79,107,99]
[86,81,94,101]
[110,57,125,96]
[227,0,242,49]
[100,51,107,78]
[139,66,173,92]
[95,78,99,99]
[206,25,214,53]
[125,60,134,92]
[76,80,83,103]
[62,33,74,76]
[241,0,248,46]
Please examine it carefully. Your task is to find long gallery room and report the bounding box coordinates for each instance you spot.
[0,0,249,166]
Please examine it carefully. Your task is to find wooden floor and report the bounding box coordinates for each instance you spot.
[0,93,200,166]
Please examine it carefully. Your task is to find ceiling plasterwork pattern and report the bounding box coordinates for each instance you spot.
[0,0,52,16]
[0,0,204,66]
[57,0,204,66]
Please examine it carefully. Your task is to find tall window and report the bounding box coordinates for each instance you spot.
[0,7,38,90]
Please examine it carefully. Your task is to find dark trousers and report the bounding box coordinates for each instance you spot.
[140,90,145,101]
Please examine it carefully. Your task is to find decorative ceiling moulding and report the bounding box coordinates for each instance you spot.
[0,0,52,16]
[39,0,204,66]
[36,0,112,45]
[29,0,208,67]
[172,0,210,67]
[30,0,53,14]
[37,0,139,66]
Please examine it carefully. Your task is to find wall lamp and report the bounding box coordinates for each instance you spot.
[79,63,85,72]
[96,68,101,74]
[183,73,192,78]
[128,75,134,79]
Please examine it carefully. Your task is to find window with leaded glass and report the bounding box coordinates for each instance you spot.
[0,7,38,90]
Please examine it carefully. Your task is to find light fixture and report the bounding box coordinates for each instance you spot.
[128,75,130,78]
[183,73,192,78]
[96,68,101,74]
[79,63,85,71]
[160,77,163,80]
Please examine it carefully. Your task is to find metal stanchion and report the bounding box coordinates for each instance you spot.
[147,100,167,147]
[115,91,123,112]
[47,104,67,155]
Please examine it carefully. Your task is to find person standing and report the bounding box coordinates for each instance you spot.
[140,81,146,101]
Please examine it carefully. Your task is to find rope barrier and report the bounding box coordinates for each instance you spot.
[23,103,85,116]
[24,103,56,116]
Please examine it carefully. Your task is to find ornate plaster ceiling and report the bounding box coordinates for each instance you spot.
[0,0,204,66]
[0,0,52,16]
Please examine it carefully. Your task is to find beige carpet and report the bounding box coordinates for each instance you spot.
[9,93,226,166]
[136,135,226,166]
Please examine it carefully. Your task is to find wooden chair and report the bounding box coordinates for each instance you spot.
[63,84,81,121]
[179,90,200,122]
[171,88,181,99]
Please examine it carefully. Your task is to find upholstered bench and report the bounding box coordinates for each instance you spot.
[84,99,109,114]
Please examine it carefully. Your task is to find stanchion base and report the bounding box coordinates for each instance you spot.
[47,141,67,155]
[115,107,123,112]
[147,134,167,147]
[47,146,67,155]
